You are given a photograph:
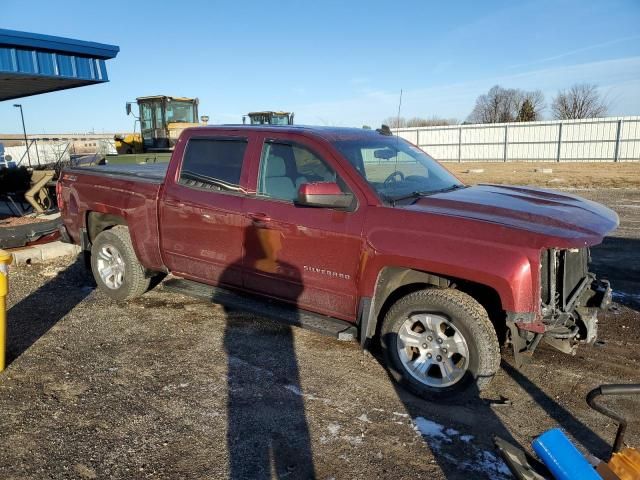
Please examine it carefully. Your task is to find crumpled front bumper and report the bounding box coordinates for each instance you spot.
[507,275,613,365]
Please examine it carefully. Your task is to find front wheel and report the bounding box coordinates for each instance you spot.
[91,226,151,301]
[380,288,500,400]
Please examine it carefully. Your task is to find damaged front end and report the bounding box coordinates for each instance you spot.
[507,247,612,367]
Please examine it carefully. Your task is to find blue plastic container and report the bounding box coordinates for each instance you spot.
[532,428,602,480]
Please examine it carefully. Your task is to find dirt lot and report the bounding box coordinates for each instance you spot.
[0,182,638,479]
[448,161,640,189]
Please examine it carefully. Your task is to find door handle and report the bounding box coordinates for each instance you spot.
[248,212,271,224]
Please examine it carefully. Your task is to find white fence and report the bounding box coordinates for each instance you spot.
[394,116,640,162]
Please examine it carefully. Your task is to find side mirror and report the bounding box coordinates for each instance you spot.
[4,154,11,162]
[126,102,132,116]
[296,182,353,209]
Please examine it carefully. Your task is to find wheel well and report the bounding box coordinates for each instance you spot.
[86,212,127,243]
[368,267,505,346]
[456,280,506,345]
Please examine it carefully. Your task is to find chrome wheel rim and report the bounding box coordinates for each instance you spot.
[396,313,470,388]
[96,244,125,290]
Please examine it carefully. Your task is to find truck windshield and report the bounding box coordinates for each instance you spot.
[166,100,196,123]
[332,136,463,203]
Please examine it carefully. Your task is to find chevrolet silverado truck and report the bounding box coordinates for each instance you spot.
[57,125,617,399]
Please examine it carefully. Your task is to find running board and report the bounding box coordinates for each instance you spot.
[163,278,358,341]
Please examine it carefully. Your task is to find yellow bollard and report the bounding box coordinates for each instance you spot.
[0,249,11,372]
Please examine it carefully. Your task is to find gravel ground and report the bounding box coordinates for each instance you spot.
[0,188,638,480]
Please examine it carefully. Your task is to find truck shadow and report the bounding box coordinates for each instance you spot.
[370,343,523,479]
[215,226,316,479]
[590,236,640,310]
[501,360,611,458]
[6,258,94,365]
[376,348,611,479]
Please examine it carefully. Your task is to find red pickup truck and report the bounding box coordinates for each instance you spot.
[58,125,617,400]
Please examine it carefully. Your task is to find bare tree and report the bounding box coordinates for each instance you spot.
[467,85,545,123]
[406,116,458,127]
[551,83,608,119]
[382,116,408,128]
[384,116,458,128]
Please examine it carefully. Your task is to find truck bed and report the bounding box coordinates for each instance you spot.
[60,162,167,271]
[68,162,168,183]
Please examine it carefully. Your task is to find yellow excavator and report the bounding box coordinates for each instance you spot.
[115,96,208,154]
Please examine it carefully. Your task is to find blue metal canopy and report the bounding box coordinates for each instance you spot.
[0,28,119,101]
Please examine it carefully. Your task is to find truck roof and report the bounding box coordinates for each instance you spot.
[202,125,390,142]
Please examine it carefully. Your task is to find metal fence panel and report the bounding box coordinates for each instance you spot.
[395,116,640,162]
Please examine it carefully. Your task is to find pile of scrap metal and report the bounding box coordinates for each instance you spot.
[0,166,62,249]
[0,215,62,249]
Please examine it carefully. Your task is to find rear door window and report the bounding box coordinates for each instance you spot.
[179,138,247,192]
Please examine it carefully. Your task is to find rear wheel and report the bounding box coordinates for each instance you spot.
[91,226,151,301]
[381,288,500,400]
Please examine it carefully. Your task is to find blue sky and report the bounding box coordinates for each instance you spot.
[1,0,639,133]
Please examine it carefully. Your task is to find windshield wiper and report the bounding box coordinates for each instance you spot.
[388,184,464,206]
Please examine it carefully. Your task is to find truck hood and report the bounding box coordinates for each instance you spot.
[404,184,619,246]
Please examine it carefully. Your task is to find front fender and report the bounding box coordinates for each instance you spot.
[359,230,539,314]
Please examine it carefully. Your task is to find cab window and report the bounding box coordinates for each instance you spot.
[179,138,247,192]
[257,142,340,202]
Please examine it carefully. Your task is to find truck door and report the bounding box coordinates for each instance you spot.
[159,132,255,287]
[242,135,365,321]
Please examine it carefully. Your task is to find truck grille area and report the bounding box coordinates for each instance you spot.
[540,248,589,311]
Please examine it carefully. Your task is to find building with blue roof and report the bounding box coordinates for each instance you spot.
[0,28,119,101]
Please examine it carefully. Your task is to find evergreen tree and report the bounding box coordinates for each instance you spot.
[516,99,537,122]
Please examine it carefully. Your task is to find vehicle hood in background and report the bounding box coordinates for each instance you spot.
[404,184,619,245]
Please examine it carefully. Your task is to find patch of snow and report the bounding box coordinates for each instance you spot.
[283,384,319,401]
[460,450,512,478]
[342,435,363,446]
[413,417,453,443]
[284,384,302,395]
[328,423,341,436]
[357,413,372,423]
[392,411,409,417]
[412,416,511,480]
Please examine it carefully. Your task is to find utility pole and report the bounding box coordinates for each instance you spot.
[13,104,31,167]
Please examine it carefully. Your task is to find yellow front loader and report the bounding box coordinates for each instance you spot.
[115,95,208,154]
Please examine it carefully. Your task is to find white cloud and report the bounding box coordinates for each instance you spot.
[505,35,640,71]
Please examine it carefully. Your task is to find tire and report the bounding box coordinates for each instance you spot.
[380,288,500,401]
[91,226,151,301]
